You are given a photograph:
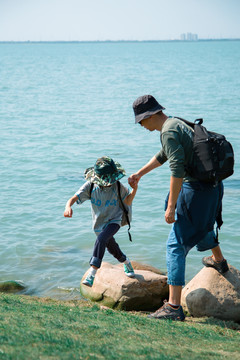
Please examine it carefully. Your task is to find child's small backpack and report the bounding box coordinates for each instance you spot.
[176,117,234,184]
[89,181,132,241]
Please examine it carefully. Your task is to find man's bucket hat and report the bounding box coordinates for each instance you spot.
[84,156,126,187]
[133,95,165,124]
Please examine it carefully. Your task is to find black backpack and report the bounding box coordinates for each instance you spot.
[89,181,132,241]
[176,117,234,184]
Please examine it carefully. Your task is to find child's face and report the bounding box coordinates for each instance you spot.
[101,184,113,188]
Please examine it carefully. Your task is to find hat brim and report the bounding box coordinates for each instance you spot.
[135,104,165,124]
[84,161,126,187]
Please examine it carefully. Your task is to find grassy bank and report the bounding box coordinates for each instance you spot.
[0,294,240,360]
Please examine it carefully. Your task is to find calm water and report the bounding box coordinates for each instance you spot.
[0,41,240,299]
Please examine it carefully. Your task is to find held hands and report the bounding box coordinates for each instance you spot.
[128,173,141,188]
[129,180,138,190]
[64,206,73,218]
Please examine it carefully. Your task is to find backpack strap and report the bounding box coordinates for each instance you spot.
[117,181,132,242]
[89,182,94,198]
[175,116,203,128]
[215,182,224,242]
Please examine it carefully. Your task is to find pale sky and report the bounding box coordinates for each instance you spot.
[0,0,240,41]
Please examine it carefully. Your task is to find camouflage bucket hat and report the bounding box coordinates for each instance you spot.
[84,156,126,186]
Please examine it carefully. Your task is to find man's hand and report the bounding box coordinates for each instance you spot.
[64,207,73,217]
[165,205,176,224]
[165,176,183,224]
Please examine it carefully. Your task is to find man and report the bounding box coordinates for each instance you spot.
[129,95,229,321]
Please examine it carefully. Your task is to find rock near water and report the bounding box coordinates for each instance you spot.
[80,262,169,311]
[0,280,26,293]
[181,265,240,323]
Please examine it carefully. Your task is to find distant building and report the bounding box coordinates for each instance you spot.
[180,33,198,41]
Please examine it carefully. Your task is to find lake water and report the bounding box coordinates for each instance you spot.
[0,41,240,299]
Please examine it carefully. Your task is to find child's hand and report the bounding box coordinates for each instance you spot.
[129,181,138,190]
[64,207,73,217]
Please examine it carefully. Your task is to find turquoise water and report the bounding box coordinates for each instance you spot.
[0,41,240,299]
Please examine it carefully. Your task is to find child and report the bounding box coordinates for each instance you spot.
[64,156,138,287]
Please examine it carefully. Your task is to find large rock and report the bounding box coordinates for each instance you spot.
[80,262,169,311]
[181,265,240,322]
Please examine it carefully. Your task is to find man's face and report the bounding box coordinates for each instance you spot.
[139,116,155,131]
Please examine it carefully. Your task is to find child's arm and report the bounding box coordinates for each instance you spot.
[63,195,79,217]
[124,183,138,206]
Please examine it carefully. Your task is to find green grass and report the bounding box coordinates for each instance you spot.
[0,294,240,360]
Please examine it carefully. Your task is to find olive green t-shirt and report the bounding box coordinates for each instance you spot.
[155,117,196,181]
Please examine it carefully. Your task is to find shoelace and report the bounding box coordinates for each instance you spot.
[154,301,170,315]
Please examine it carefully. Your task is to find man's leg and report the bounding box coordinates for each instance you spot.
[196,233,229,274]
[211,245,224,262]
[148,226,186,321]
[168,285,182,307]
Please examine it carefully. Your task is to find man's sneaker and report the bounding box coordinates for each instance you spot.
[82,274,95,287]
[202,255,229,274]
[123,261,135,278]
[148,301,185,321]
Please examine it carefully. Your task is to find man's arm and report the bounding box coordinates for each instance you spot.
[165,176,183,224]
[64,195,79,217]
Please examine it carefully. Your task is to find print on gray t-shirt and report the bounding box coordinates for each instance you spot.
[75,181,130,234]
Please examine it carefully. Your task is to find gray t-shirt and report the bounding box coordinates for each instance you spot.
[75,181,130,234]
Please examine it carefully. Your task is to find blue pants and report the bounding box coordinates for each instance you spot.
[166,181,223,286]
[90,223,126,268]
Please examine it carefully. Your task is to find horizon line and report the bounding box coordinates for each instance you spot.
[0,38,240,43]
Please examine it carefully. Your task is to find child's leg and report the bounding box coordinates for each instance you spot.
[83,223,135,286]
[89,223,120,269]
[82,265,98,287]
[107,237,126,263]
[107,238,135,277]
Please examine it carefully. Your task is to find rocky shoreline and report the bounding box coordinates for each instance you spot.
[1,261,240,324]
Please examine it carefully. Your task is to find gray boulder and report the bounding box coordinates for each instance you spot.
[181,265,240,322]
[80,261,169,311]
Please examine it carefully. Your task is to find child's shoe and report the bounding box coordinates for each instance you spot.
[82,274,95,287]
[124,261,135,278]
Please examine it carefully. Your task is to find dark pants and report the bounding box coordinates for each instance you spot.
[90,223,126,268]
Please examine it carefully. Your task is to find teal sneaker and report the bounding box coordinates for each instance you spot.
[82,274,95,287]
[124,261,135,278]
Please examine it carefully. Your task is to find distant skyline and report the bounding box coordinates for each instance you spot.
[0,0,240,42]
